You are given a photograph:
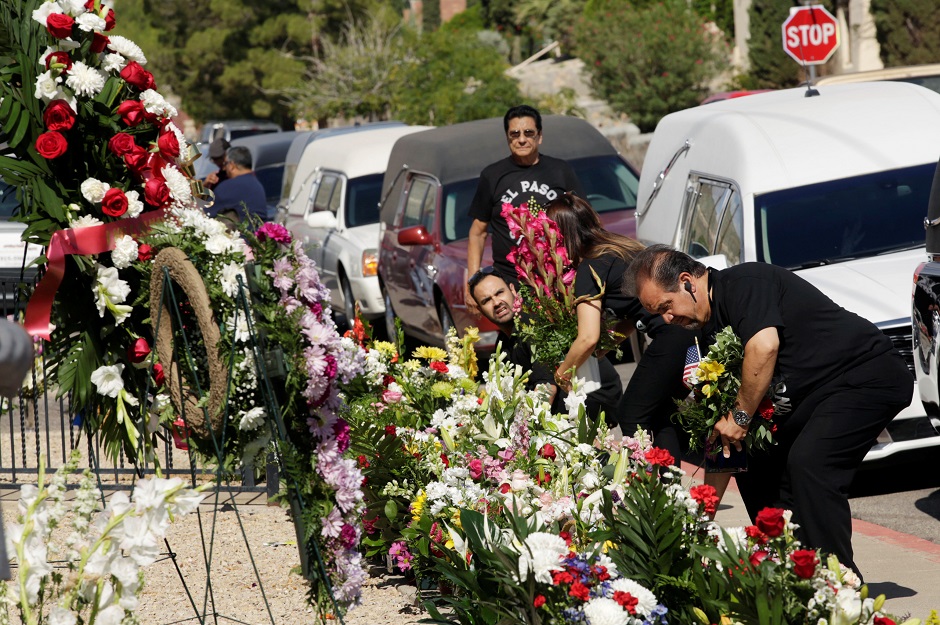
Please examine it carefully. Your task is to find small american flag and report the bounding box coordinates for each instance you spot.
[682,338,702,389]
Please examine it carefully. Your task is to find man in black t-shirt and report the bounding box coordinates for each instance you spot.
[468,267,622,421]
[629,245,912,576]
[466,105,583,311]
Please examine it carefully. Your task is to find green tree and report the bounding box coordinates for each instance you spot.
[422,0,441,32]
[512,0,586,50]
[691,0,734,41]
[390,28,521,125]
[744,0,801,89]
[871,0,940,67]
[574,0,725,133]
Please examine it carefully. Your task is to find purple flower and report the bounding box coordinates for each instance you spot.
[255,222,292,244]
[339,523,358,549]
[333,417,351,453]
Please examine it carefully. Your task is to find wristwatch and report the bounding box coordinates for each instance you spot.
[733,409,752,427]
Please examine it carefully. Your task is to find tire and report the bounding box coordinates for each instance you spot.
[339,274,356,332]
[438,300,455,340]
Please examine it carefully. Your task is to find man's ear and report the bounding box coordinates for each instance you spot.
[509,283,518,297]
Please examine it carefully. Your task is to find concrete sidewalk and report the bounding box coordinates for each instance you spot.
[680,462,940,619]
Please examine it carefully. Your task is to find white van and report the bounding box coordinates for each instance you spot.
[636,81,940,461]
[280,125,431,327]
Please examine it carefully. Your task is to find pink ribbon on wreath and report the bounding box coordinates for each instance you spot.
[24,209,166,341]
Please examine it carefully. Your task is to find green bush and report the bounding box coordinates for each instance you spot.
[574,0,725,133]
[871,0,940,67]
[744,0,802,89]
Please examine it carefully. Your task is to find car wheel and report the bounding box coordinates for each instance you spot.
[380,284,397,343]
[438,300,455,340]
[340,274,356,332]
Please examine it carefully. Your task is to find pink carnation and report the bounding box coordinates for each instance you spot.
[255,222,292,244]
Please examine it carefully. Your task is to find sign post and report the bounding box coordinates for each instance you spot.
[781,5,840,82]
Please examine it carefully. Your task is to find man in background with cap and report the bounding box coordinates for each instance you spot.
[203,137,230,190]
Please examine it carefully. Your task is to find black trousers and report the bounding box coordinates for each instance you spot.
[617,324,699,460]
[735,351,912,574]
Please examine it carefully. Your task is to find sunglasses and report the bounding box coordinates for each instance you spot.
[467,266,497,289]
[507,129,539,139]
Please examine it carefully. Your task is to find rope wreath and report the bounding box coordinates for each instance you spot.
[149,247,227,439]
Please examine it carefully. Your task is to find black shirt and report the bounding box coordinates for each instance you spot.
[705,263,896,412]
[469,154,583,281]
[573,254,645,322]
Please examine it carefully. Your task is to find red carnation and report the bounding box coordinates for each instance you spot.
[45,13,74,39]
[384,425,397,438]
[645,447,675,467]
[568,581,589,601]
[45,51,72,73]
[755,507,786,538]
[440,453,449,467]
[538,443,556,460]
[157,129,180,159]
[126,338,151,363]
[356,454,370,469]
[90,32,109,53]
[108,132,137,157]
[152,362,165,386]
[613,591,639,614]
[429,360,449,374]
[101,187,129,217]
[144,177,170,208]
[120,61,156,91]
[116,100,146,127]
[43,100,76,131]
[789,549,818,579]
[137,243,153,262]
[690,484,720,516]
[533,595,546,609]
[35,131,68,159]
[744,525,768,544]
[498,483,511,494]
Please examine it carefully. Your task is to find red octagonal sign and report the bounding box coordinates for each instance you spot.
[781,5,841,65]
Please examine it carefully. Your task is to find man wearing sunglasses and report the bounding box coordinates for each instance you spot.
[466,105,584,312]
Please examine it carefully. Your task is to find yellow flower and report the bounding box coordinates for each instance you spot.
[372,341,397,357]
[450,510,462,529]
[697,360,725,382]
[402,359,422,372]
[411,490,427,522]
[432,381,454,398]
[414,345,448,361]
[702,383,717,398]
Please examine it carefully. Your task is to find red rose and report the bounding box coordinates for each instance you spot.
[748,550,770,568]
[429,360,449,374]
[143,177,170,208]
[116,100,146,127]
[104,8,115,30]
[123,145,149,173]
[137,243,153,261]
[45,51,72,73]
[533,595,546,609]
[538,443,556,460]
[46,13,74,39]
[43,100,76,131]
[384,425,397,438]
[645,447,675,467]
[468,458,483,480]
[90,32,109,53]
[755,507,786,538]
[874,618,897,625]
[153,362,165,386]
[126,338,151,363]
[789,549,818,579]
[101,187,129,217]
[758,397,775,421]
[35,131,68,159]
[120,61,155,91]
[157,129,180,159]
[108,132,137,157]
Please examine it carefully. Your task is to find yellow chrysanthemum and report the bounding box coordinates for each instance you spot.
[431,381,454,398]
[414,346,448,361]
[697,360,725,382]
[411,490,427,522]
[372,341,397,357]
[402,359,422,372]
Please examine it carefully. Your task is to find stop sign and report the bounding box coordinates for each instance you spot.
[781,5,840,65]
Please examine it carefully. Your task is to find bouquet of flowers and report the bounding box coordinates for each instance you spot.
[674,326,776,457]
[501,202,622,370]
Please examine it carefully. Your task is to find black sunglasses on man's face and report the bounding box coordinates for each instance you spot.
[467,266,497,289]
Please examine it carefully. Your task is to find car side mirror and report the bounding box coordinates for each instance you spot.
[305,211,337,229]
[698,253,730,270]
[398,225,432,246]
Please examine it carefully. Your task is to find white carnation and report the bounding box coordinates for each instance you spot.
[70,214,103,228]
[582,598,631,625]
[516,532,567,583]
[65,61,106,98]
[140,89,176,117]
[32,2,63,26]
[91,364,125,398]
[110,235,138,270]
[220,261,245,298]
[205,233,233,255]
[58,0,89,16]
[75,12,105,32]
[238,407,266,431]
[123,190,143,219]
[608,578,659,616]
[80,177,110,203]
[101,52,126,73]
[106,35,147,64]
[35,70,61,101]
[161,165,192,203]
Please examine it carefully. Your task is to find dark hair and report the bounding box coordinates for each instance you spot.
[625,244,707,296]
[467,266,502,301]
[226,146,252,170]
[503,105,542,133]
[545,192,644,267]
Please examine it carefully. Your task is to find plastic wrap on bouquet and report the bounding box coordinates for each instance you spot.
[575,356,602,394]
[704,438,748,473]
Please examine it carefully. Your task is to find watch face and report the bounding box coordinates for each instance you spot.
[734,410,751,426]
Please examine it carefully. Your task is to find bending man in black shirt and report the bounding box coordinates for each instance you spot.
[466,105,583,309]
[468,267,622,422]
[629,245,912,575]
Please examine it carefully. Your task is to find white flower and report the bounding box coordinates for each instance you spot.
[830,587,862,625]
[95,605,125,625]
[220,261,246,297]
[239,407,266,431]
[58,0,89,16]
[140,89,176,117]
[70,214,103,228]
[583,597,631,625]
[101,52,126,73]
[110,235,138,270]
[80,177,110,203]
[75,12,105,31]
[205,233,233,255]
[168,488,205,517]
[608,578,659,616]
[106,35,147,64]
[35,70,62,100]
[48,606,78,625]
[91,364,124,398]
[227,312,250,342]
[32,2,63,26]
[123,189,144,219]
[94,263,131,319]
[516,532,567,583]
[162,165,192,203]
[65,61,106,98]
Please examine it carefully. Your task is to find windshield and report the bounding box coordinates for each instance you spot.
[756,163,935,269]
[346,173,384,228]
[568,155,639,213]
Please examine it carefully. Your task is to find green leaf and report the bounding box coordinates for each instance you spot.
[383,499,398,522]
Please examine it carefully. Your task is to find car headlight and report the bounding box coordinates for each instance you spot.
[362,250,378,277]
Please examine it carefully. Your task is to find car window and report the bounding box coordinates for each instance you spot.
[313,175,338,212]
[346,173,383,228]
[756,163,934,269]
[228,128,280,141]
[443,179,479,243]
[329,176,343,214]
[401,178,431,229]
[420,181,437,232]
[714,189,743,265]
[683,177,732,258]
[568,155,639,213]
[254,165,284,204]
